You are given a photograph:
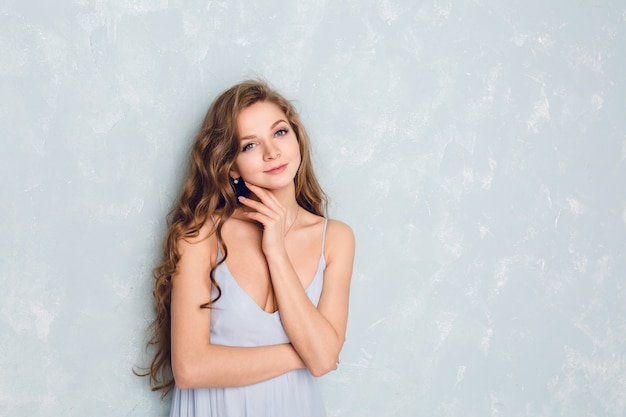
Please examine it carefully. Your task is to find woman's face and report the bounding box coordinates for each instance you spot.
[231,101,301,191]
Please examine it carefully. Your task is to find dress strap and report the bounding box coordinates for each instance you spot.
[321,218,329,251]
[208,215,222,260]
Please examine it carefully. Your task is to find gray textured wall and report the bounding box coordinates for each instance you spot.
[1,0,625,416]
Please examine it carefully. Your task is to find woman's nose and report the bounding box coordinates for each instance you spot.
[264,142,280,160]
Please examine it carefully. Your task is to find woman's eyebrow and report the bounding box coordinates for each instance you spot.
[271,119,288,129]
[241,119,288,140]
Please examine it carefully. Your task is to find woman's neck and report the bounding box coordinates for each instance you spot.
[271,184,300,226]
[235,183,300,227]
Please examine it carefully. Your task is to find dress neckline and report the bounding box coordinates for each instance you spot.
[221,254,325,315]
[213,218,328,315]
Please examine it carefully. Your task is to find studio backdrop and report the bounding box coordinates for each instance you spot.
[1,0,625,416]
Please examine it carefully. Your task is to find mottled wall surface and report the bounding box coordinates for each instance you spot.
[1,0,625,416]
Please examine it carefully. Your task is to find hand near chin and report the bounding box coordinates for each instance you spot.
[237,182,290,255]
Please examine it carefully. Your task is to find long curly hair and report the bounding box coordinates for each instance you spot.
[137,79,328,397]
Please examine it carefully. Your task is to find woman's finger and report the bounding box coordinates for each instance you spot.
[240,207,271,226]
[245,182,282,208]
[238,196,287,229]
[238,195,281,217]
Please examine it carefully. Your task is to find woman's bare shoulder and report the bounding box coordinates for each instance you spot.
[327,218,354,240]
[177,216,218,251]
[298,212,353,242]
[324,218,355,260]
[172,217,219,284]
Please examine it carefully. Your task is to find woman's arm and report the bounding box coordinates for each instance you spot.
[265,220,355,377]
[238,183,356,377]
[170,222,305,389]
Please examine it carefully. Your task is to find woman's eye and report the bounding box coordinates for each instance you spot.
[275,129,288,137]
[242,143,256,151]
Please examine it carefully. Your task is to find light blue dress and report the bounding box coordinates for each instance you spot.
[169,220,328,417]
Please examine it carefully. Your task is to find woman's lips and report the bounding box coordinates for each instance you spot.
[265,164,287,174]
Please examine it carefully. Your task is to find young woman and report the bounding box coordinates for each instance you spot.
[140,80,355,417]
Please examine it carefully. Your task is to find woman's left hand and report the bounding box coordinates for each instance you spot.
[237,182,291,255]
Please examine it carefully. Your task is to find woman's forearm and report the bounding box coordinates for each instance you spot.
[266,251,343,377]
[172,342,305,389]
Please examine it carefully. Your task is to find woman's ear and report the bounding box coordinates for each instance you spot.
[229,166,240,180]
